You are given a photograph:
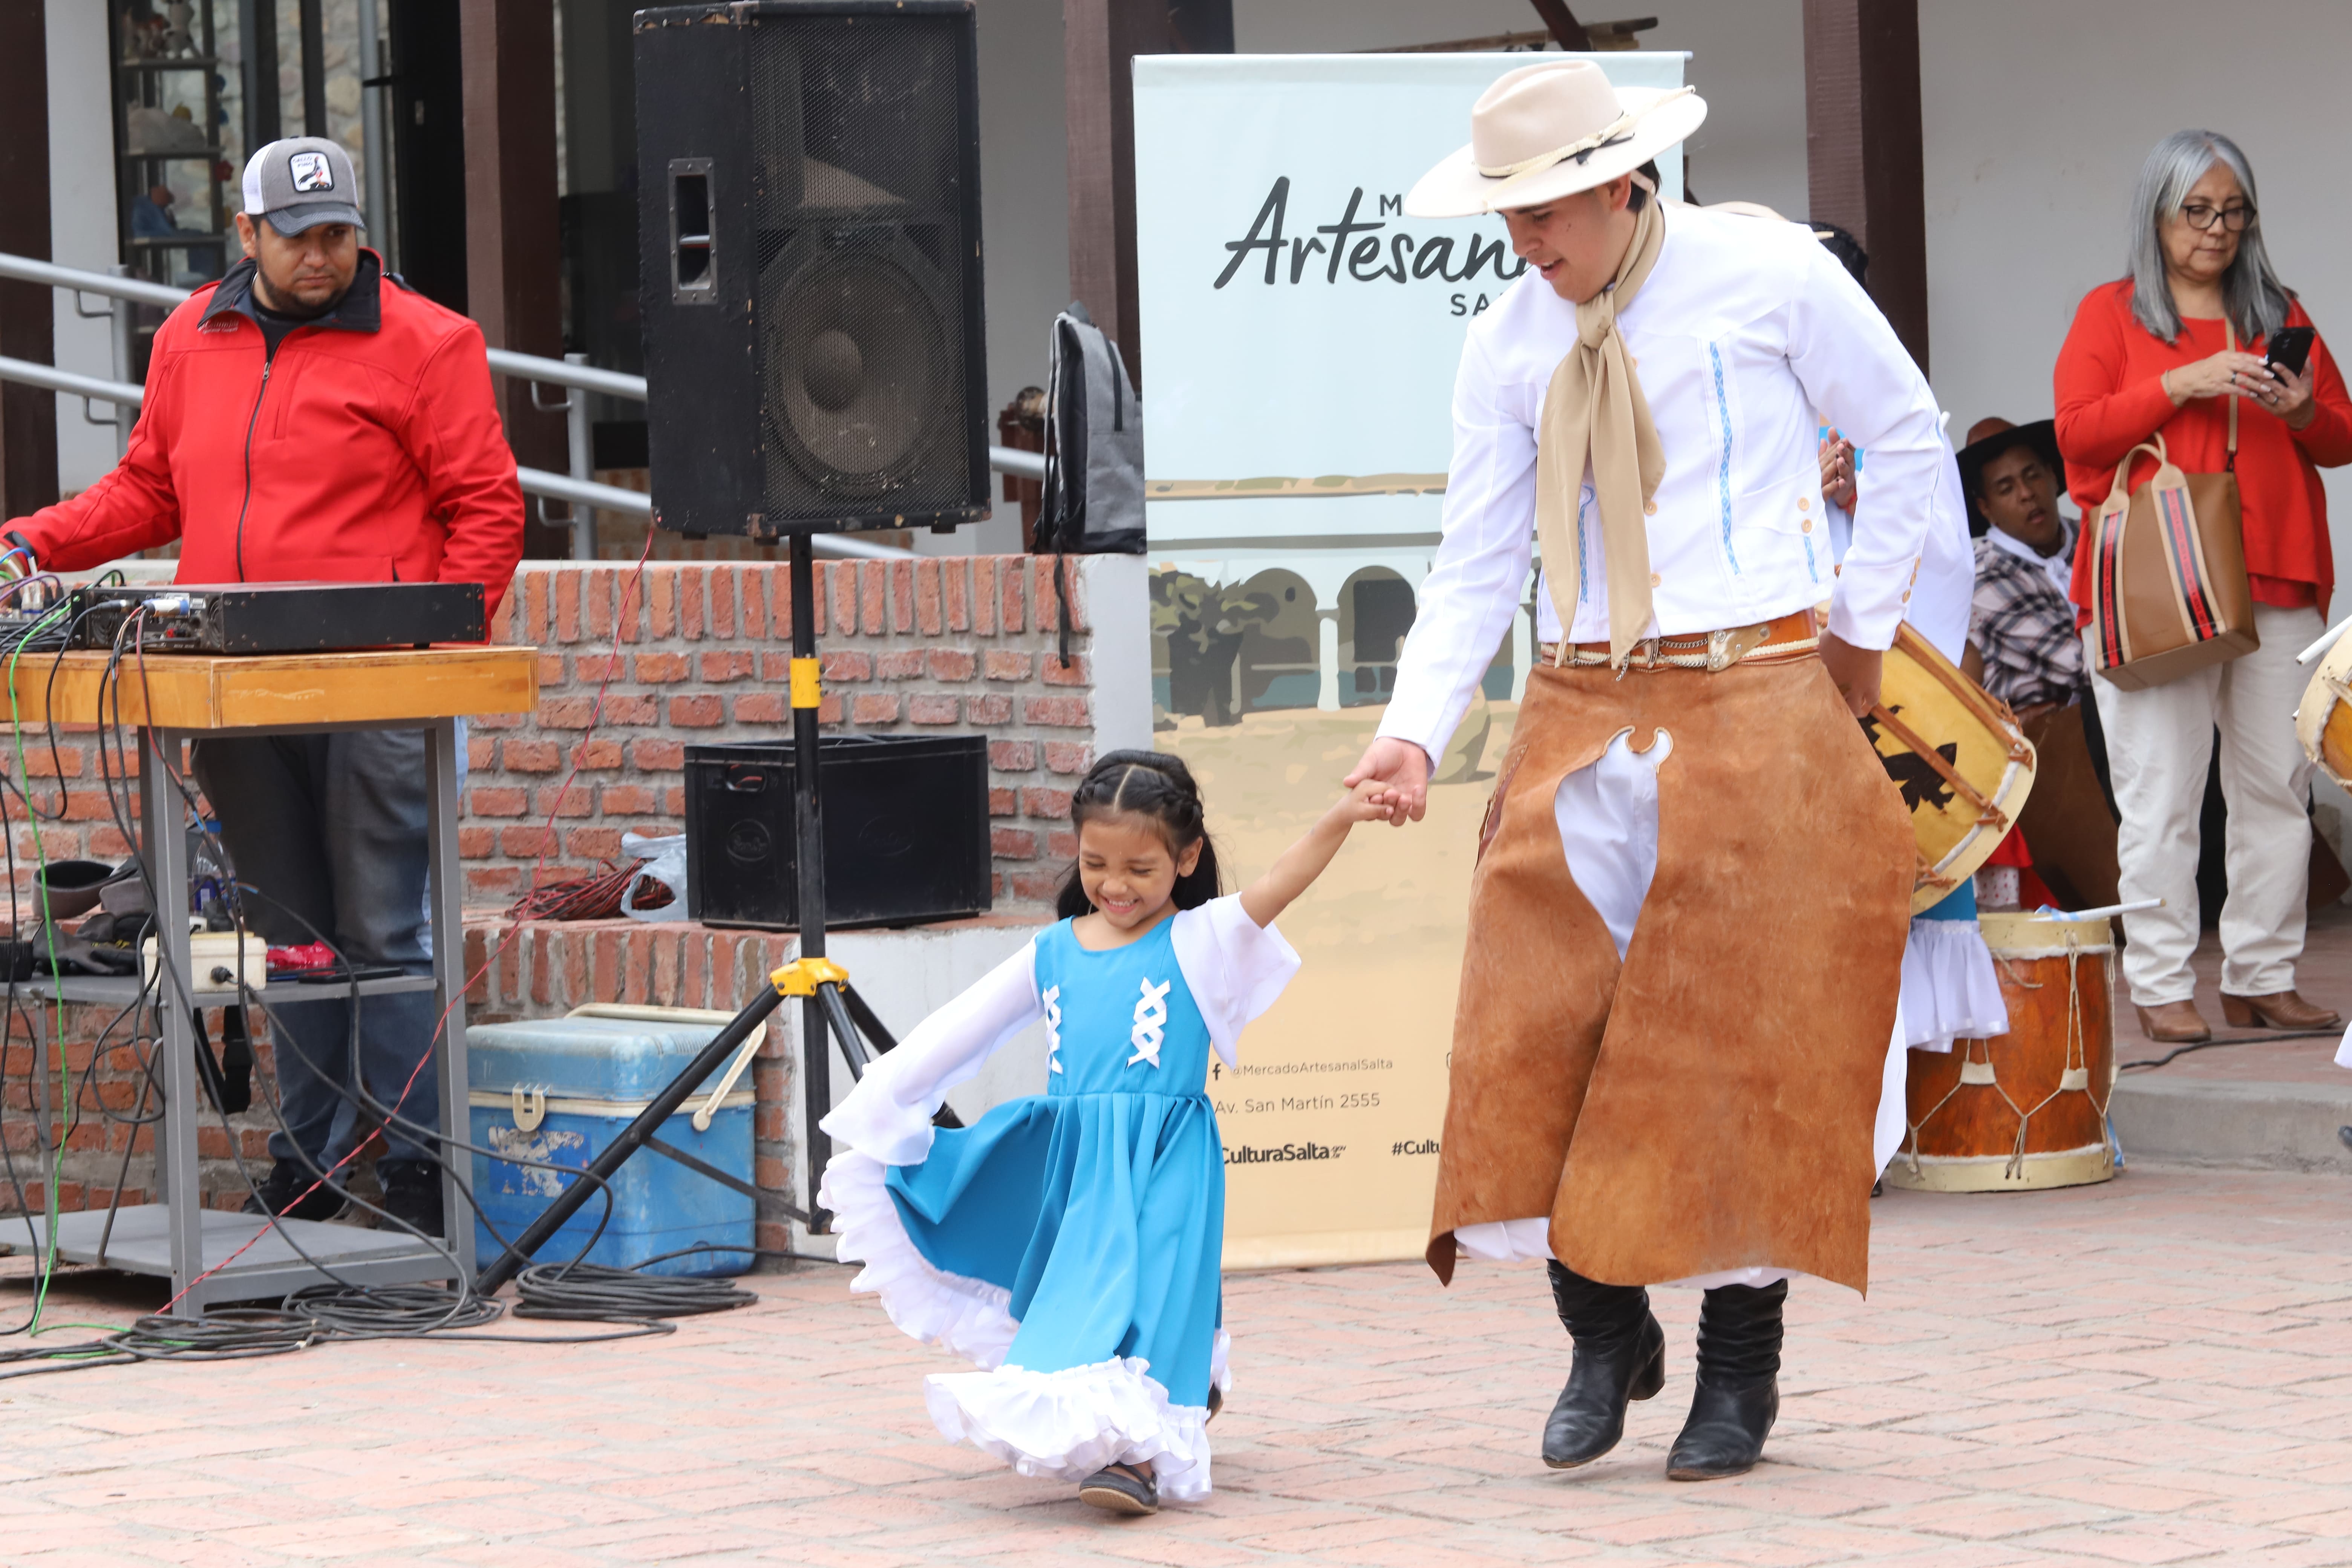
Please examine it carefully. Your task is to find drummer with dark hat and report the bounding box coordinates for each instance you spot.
[1957,418,2123,911]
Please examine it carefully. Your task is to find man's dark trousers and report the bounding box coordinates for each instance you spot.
[193,728,440,1175]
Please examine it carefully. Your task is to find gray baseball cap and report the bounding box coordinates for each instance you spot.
[240,137,365,236]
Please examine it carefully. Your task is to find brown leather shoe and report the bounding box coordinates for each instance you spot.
[2220,991,2344,1030]
[2135,1001,2212,1043]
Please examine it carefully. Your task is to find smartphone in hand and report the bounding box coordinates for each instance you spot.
[2266,325,2315,377]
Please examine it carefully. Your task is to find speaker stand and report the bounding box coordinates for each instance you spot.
[473,531,958,1292]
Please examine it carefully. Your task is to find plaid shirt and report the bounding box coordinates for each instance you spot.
[1970,530,2087,710]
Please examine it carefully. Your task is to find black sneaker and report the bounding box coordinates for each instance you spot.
[240,1161,347,1223]
[378,1162,445,1238]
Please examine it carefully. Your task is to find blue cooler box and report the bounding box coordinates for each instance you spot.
[468,1013,758,1278]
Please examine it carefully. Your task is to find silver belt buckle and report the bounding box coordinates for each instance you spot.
[1707,622,1772,672]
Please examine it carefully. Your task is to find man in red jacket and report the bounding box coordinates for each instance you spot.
[4,137,525,1236]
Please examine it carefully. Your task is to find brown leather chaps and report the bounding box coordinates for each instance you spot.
[1427,653,1912,1294]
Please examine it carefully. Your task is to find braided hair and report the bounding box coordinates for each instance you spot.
[1055,749,1222,919]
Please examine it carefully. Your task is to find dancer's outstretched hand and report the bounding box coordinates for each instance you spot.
[1241,779,1398,926]
[1344,737,1430,826]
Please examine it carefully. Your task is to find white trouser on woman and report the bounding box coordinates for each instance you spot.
[2086,602,2322,1005]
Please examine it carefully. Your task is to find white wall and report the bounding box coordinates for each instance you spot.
[1235,0,1808,217]
[924,0,1072,558]
[46,0,122,495]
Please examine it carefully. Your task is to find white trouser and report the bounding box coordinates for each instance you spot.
[2086,603,2321,1005]
[1452,727,1909,1290]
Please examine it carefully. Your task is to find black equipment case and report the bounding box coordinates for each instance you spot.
[683,735,991,929]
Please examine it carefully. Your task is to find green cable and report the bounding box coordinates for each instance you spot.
[7,596,84,1334]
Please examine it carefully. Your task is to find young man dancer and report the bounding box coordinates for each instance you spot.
[1347,61,1960,1479]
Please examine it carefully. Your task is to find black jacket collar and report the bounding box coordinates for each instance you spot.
[200,248,383,336]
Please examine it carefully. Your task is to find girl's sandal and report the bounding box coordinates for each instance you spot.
[1078,1461,1159,1516]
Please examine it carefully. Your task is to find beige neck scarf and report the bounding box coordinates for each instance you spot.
[1534,195,1668,668]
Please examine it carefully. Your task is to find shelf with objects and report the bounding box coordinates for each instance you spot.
[2,643,539,1316]
[111,0,235,374]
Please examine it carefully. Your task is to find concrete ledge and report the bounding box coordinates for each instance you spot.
[2111,1074,2352,1174]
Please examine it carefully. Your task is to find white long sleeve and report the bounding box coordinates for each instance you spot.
[818,941,1043,1167]
[1377,332,1539,766]
[1784,237,1949,654]
[1380,204,1957,765]
[1169,894,1303,1070]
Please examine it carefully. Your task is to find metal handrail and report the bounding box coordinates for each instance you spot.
[0,251,1052,561]
[0,254,188,310]
[0,251,644,402]
[0,355,911,561]
[0,355,144,410]
[1,253,1047,474]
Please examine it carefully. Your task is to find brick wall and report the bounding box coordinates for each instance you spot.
[471,554,1141,914]
[2,553,1146,1235]
[4,1003,294,1220]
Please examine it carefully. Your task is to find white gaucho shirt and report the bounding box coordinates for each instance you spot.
[1379,203,1963,765]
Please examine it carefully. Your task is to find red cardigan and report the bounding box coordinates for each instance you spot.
[2052,279,2352,618]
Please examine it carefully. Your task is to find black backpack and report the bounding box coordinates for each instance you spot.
[1037,302,1145,556]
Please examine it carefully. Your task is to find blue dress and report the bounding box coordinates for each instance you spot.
[815,894,1298,1502]
[889,914,1227,1407]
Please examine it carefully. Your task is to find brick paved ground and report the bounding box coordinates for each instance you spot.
[2,1167,2349,1566]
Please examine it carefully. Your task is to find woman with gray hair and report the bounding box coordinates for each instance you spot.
[2054,130,2352,1043]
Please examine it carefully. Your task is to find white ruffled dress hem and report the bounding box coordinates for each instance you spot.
[1900,916,2010,1053]
[819,1145,1229,1500]
[927,1358,1215,1501]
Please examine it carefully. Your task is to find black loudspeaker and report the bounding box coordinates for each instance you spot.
[634,2,989,539]
[684,736,992,930]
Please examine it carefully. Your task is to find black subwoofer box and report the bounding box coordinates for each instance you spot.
[683,736,992,930]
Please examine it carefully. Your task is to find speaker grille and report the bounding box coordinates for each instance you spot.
[748,15,972,518]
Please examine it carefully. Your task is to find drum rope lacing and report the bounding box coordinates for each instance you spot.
[1902,929,2113,1181]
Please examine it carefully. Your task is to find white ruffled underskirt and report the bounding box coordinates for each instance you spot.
[819,1147,1227,1501]
[926,1358,1216,1501]
[1900,916,2010,1054]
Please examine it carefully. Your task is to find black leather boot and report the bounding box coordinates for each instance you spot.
[1667,1279,1786,1481]
[1542,1260,1666,1469]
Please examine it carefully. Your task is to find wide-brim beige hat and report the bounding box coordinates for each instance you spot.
[1405,60,1708,218]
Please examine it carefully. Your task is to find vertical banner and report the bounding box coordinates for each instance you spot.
[1134,52,1687,1269]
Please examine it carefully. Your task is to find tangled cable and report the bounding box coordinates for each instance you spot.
[514,1257,763,1321]
[503,858,673,921]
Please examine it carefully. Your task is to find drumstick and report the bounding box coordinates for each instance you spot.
[2031,898,2163,922]
[2295,614,2352,665]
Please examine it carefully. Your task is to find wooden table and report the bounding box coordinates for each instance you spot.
[6,647,537,1314]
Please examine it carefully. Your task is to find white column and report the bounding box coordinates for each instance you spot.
[1317,610,1340,711]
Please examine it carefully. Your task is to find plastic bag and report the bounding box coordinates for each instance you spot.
[621,832,689,922]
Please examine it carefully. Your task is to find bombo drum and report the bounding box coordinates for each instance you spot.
[1848,620,2038,914]
[1884,911,2117,1192]
[2295,629,2352,790]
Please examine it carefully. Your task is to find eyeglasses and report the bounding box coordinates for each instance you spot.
[2179,201,2256,233]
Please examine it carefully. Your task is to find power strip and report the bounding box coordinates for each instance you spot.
[140,929,268,995]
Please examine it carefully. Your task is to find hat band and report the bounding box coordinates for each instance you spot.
[1474,86,1696,193]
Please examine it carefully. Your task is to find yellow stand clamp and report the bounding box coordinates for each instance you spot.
[770,956,850,997]
[790,656,822,709]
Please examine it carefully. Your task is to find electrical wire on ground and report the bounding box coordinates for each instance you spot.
[0,541,857,1386]
[2118,1027,2344,1073]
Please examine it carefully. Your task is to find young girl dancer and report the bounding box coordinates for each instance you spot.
[818,750,1387,1514]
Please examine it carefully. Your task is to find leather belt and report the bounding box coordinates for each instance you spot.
[1538,609,1820,673]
